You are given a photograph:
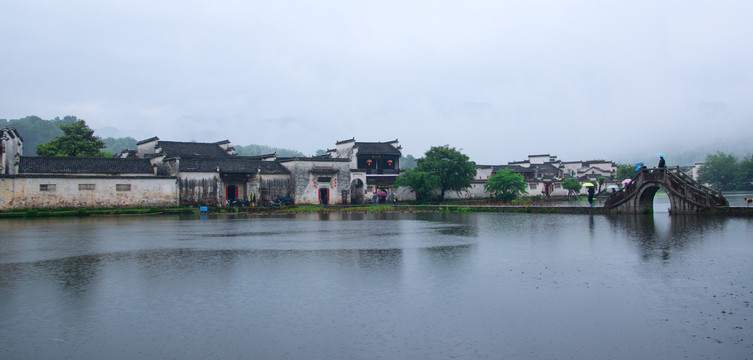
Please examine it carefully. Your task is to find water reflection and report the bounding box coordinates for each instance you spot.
[607,214,728,261]
[1,213,751,360]
[39,254,102,294]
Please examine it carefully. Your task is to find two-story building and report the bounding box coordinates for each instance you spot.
[328,138,402,203]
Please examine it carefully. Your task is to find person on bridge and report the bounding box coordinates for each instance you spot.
[658,156,666,172]
[587,186,596,207]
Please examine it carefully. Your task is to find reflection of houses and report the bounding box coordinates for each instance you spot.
[328,138,401,204]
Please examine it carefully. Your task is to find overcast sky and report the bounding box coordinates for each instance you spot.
[2,0,751,164]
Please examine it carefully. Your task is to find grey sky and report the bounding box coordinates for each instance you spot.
[2,0,751,164]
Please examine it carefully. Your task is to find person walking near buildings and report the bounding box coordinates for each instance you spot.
[587,186,596,207]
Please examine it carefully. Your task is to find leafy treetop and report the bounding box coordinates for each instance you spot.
[415,145,477,200]
[484,169,527,202]
[37,120,106,157]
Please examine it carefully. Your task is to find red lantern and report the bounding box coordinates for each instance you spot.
[366,159,372,165]
[387,160,393,166]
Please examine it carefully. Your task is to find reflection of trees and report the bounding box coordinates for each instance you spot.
[356,249,403,269]
[422,244,473,266]
[36,254,103,294]
[607,214,728,261]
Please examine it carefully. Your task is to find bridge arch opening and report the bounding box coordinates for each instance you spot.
[636,184,673,214]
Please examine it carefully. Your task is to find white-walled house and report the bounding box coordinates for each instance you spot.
[327,138,402,203]
[1,131,356,210]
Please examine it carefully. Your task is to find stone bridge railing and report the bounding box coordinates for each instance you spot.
[604,167,727,211]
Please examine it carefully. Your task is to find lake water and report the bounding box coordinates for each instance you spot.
[1,210,751,359]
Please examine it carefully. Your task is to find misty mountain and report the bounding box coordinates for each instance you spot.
[612,137,751,166]
[1,115,311,158]
[232,144,306,157]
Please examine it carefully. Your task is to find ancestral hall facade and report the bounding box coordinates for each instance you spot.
[327,138,402,203]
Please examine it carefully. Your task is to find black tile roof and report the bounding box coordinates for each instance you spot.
[355,142,401,155]
[20,157,154,174]
[176,157,290,174]
[157,141,232,158]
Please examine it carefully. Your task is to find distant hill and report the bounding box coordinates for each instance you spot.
[103,137,138,155]
[1,116,311,158]
[612,137,751,166]
[0,115,77,156]
[233,144,306,157]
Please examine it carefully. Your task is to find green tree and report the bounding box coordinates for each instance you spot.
[103,136,138,155]
[562,178,582,200]
[735,154,753,190]
[484,169,527,202]
[37,120,106,157]
[400,154,417,169]
[597,176,606,193]
[615,164,634,181]
[233,144,306,157]
[0,115,77,155]
[415,145,477,200]
[393,168,441,202]
[698,151,738,190]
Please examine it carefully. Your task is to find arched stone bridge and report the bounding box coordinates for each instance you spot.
[604,167,728,214]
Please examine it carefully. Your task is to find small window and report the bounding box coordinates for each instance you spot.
[39,184,56,192]
[78,184,95,191]
[528,182,537,189]
[116,184,131,191]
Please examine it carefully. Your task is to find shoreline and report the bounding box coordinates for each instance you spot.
[2,203,751,218]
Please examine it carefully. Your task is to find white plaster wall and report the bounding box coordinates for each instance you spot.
[1,176,178,209]
[0,177,13,210]
[561,162,581,177]
[282,160,350,204]
[136,139,158,157]
[474,167,493,181]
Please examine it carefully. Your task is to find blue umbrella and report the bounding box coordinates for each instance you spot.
[656,153,666,158]
[634,162,644,166]
[635,166,642,172]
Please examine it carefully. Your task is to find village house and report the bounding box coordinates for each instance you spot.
[502,154,618,196]
[0,130,354,210]
[1,127,178,209]
[327,138,402,203]
[2,127,629,209]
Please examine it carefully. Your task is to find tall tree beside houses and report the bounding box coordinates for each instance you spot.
[0,115,77,155]
[37,120,107,157]
[562,177,582,200]
[413,145,476,201]
[483,168,527,202]
[698,151,738,191]
[615,164,634,181]
[393,167,440,202]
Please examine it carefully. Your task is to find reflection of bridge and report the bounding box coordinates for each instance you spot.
[604,167,728,214]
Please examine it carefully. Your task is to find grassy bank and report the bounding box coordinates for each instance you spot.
[0,206,194,218]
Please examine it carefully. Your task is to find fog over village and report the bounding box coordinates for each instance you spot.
[3,3,753,359]
[2,1,752,165]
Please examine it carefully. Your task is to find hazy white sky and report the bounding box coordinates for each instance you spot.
[2,0,751,163]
